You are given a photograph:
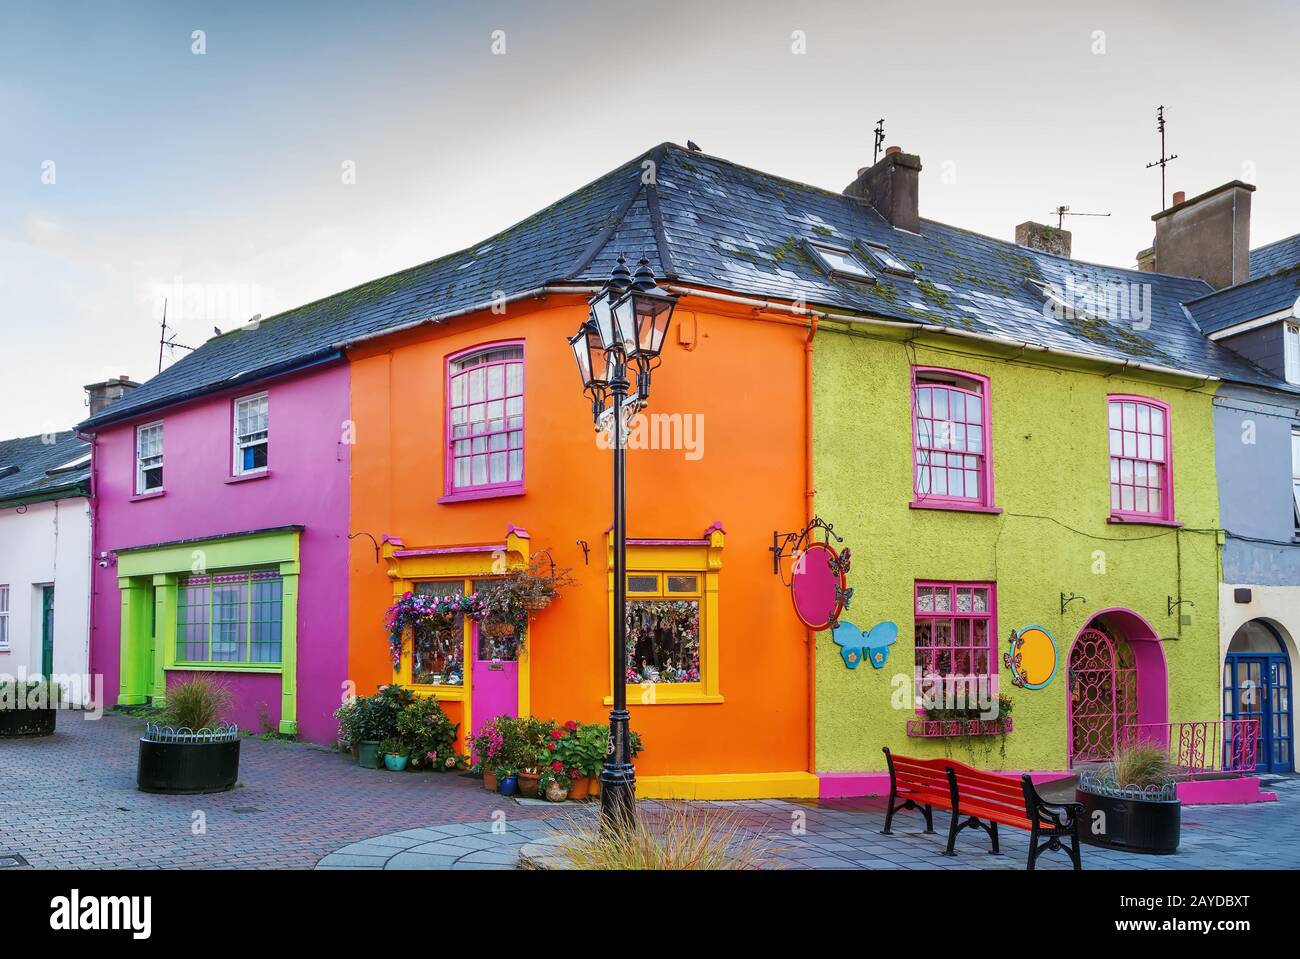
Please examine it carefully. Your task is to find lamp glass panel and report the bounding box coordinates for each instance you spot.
[612,294,638,354]
[591,297,618,352]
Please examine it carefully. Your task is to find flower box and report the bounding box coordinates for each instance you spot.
[906,717,1013,738]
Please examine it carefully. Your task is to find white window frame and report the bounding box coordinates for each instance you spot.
[135,421,164,494]
[233,392,269,477]
[0,585,8,651]
[1292,428,1300,535]
[1284,323,1300,385]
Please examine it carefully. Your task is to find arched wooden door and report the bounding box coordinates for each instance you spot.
[1068,626,1138,766]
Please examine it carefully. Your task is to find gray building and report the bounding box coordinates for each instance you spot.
[1171,190,1300,772]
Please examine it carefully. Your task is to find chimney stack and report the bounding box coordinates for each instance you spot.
[844,146,922,234]
[1151,181,1254,288]
[1015,221,1072,258]
[84,375,141,417]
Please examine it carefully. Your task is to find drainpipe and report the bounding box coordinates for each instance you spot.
[74,428,97,708]
[804,313,818,778]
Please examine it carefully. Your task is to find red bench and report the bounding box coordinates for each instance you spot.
[882,747,1083,870]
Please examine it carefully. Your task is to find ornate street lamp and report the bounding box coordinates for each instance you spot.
[569,256,677,832]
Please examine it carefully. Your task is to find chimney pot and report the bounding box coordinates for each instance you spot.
[843,149,923,233]
[1172,190,1186,206]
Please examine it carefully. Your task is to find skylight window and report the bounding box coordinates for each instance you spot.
[806,242,875,283]
[864,242,915,278]
[46,453,91,476]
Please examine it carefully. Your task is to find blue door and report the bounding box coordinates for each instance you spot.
[1223,621,1294,774]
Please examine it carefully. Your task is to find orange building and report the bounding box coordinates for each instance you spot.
[345,291,816,797]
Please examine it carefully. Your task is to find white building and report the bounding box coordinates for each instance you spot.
[0,431,93,705]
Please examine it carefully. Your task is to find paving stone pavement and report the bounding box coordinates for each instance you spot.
[320,775,1300,871]
[4,711,1298,870]
[0,711,560,869]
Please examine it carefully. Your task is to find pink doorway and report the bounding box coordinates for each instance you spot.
[471,620,519,732]
[1067,608,1168,767]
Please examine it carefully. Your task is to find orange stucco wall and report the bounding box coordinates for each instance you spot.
[346,294,810,778]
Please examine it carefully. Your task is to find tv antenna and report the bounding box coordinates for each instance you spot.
[1145,105,1179,210]
[1051,205,1111,229]
[157,298,195,373]
[873,118,886,164]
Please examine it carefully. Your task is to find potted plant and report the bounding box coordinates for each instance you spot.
[0,677,61,738]
[381,737,410,771]
[1075,742,1181,854]
[471,717,506,790]
[540,762,572,802]
[350,685,413,769]
[395,695,459,770]
[137,676,240,794]
[497,769,519,796]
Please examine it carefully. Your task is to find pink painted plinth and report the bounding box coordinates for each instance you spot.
[1176,776,1277,805]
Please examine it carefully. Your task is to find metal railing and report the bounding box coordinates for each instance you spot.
[1121,719,1260,776]
[142,721,240,744]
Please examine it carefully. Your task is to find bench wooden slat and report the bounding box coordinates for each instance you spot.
[882,747,1082,870]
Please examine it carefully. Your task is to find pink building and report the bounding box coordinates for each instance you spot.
[81,362,349,743]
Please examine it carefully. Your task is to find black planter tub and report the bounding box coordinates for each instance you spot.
[1075,771,1181,855]
[0,706,57,738]
[0,681,60,737]
[137,722,241,794]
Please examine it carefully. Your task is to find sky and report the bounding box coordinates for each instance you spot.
[2,0,1298,437]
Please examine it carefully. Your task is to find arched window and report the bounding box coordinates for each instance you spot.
[911,367,995,510]
[445,343,524,497]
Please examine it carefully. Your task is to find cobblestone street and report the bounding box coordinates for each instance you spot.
[3,711,1297,870]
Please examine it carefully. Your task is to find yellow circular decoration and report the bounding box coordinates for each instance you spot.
[1013,626,1058,689]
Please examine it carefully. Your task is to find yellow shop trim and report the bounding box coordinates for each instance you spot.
[636,771,819,800]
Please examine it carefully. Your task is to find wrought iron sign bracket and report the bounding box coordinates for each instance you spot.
[1167,595,1194,618]
[770,515,844,576]
[1060,591,1086,615]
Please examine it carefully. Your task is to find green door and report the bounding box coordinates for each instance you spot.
[40,586,54,676]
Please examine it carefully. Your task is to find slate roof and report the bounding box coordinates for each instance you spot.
[80,143,1298,429]
[1186,267,1300,335]
[0,431,91,507]
[1250,233,1300,279]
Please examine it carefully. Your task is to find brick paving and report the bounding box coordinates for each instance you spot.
[0,710,557,869]
[4,710,1299,870]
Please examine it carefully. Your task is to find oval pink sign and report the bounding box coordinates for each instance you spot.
[791,542,846,631]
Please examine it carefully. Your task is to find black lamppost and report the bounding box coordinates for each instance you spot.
[568,255,678,831]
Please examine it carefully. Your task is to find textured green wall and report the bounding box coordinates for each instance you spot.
[813,325,1222,772]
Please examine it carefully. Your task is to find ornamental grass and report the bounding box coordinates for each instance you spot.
[161,676,233,731]
[539,803,783,870]
[1107,742,1173,788]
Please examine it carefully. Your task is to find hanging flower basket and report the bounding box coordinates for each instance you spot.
[383,556,576,663]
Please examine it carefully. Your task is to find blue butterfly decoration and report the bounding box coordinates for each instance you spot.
[832,620,899,670]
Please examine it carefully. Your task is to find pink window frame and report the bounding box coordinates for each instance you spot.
[441,340,526,501]
[909,366,997,511]
[1106,394,1176,524]
[913,580,999,711]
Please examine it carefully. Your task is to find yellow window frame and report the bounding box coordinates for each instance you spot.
[605,526,724,706]
[381,528,531,716]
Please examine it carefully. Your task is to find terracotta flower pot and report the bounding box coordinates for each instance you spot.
[545,780,569,802]
[588,775,601,798]
[483,769,498,792]
[568,776,590,801]
[517,770,541,798]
